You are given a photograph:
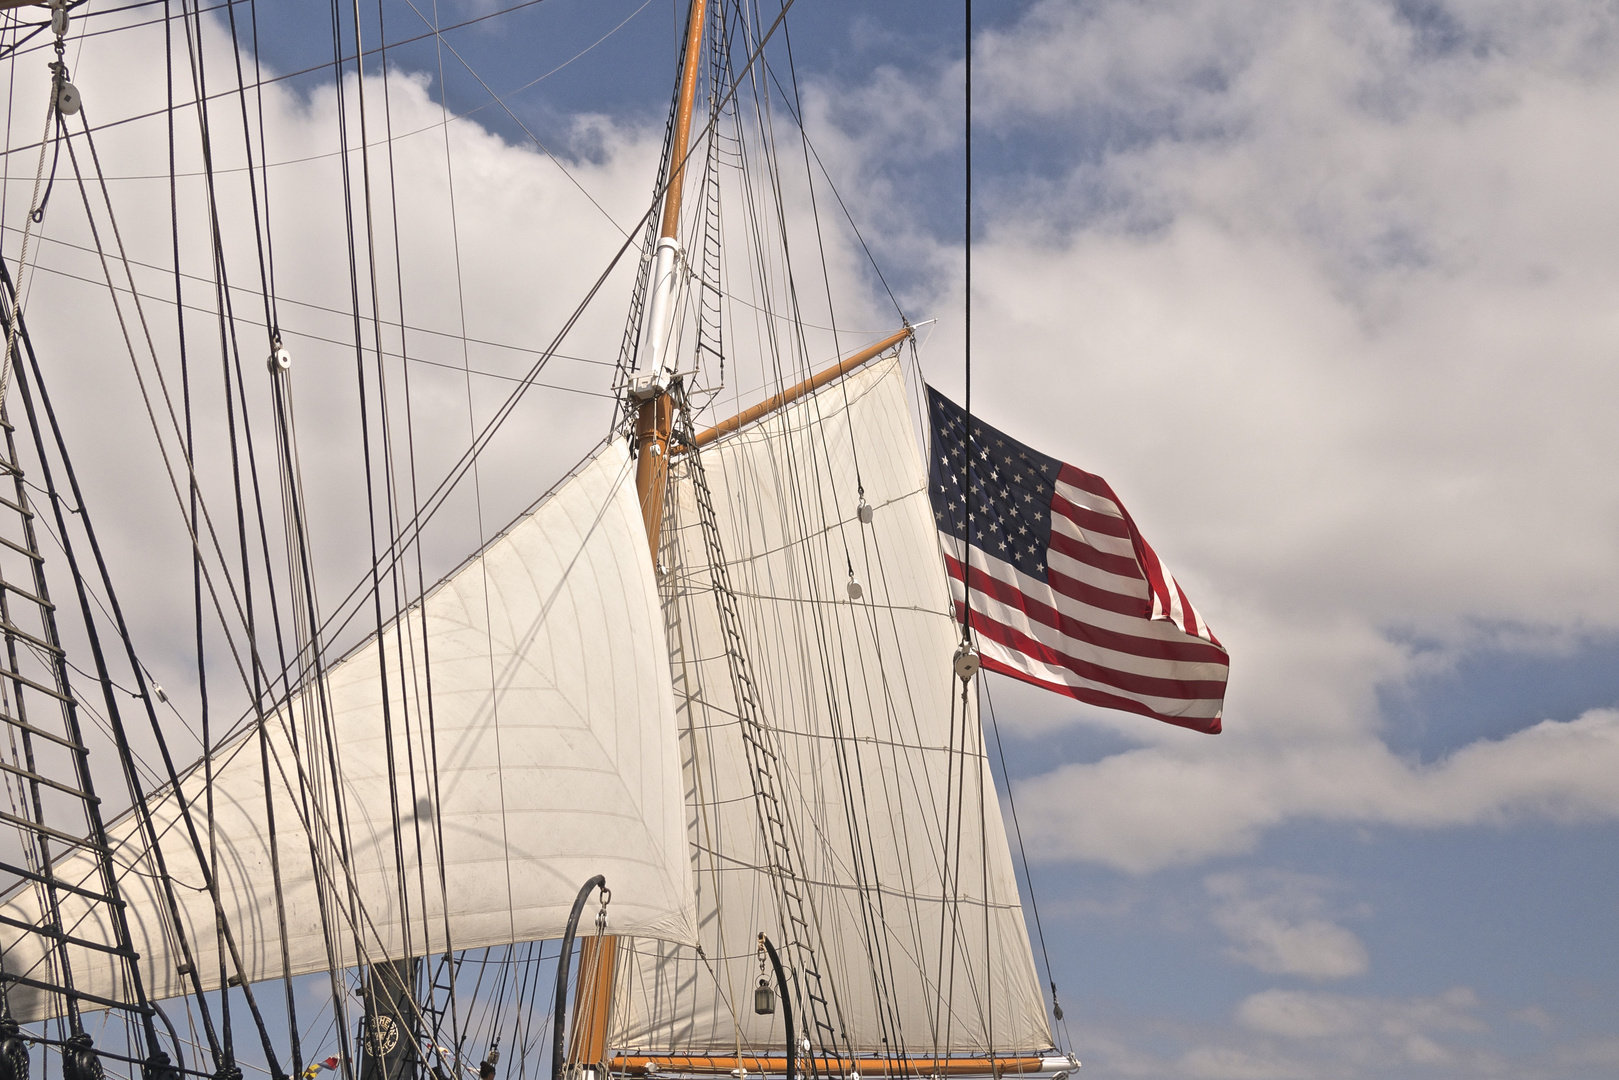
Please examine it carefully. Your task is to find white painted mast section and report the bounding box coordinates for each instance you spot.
[629,236,686,398]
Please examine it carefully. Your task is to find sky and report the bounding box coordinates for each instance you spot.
[4,1,1619,1079]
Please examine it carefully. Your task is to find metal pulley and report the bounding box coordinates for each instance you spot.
[49,1,77,117]
[269,347,291,373]
[856,496,873,524]
[953,641,981,682]
[846,571,863,601]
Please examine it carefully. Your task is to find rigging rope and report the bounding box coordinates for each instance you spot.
[0,44,60,408]
[424,0,514,1017]
[961,0,974,649]
[981,680,1070,1051]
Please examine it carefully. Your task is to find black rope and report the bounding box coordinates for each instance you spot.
[220,0,277,337]
[759,54,903,323]
[268,340,357,1080]
[171,3,228,1064]
[723,5,876,1058]
[214,0,804,681]
[961,0,973,646]
[246,0,281,333]
[768,41,919,1051]
[320,3,379,1076]
[58,95,244,1070]
[982,681,1068,1043]
[26,105,63,224]
[345,8,458,1077]
[171,3,288,1067]
[343,5,428,1066]
[221,0,309,1048]
[378,0,427,929]
[2,261,183,1070]
[1,0,552,77]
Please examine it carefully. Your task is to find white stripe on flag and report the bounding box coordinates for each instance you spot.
[946,546,1228,711]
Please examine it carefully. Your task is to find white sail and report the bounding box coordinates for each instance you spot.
[0,438,697,1020]
[611,358,1053,1057]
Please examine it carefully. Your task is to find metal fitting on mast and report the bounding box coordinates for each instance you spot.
[628,237,686,399]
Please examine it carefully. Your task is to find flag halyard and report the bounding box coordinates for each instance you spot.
[926,386,1229,733]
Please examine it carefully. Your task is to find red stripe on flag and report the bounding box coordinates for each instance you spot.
[1049,529,1143,579]
[978,655,1222,735]
[1056,464,1219,647]
[1053,463,1126,506]
[1050,490,1133,539]
[1046,564,1153,618]
[944,554,1226,665]
[959,599,1229,703]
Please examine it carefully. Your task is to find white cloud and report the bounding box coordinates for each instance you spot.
[797,0,1619,870]
[1556,1036,1619,1068]
[1511,1005,1553,1032]
[1206,871,1368,980]
[3,2,902,776]
[1174,1045,1311,1080]
[0,7,672,752]
[8,0,1612,961]
[1062,984,1568,1079]
[1228,988,1502,1074]
[1237,986,1484,1041]
[1019,707,1619,871]
[4,4,1608,1075]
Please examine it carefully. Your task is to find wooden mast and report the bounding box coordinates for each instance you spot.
[570,1,708,1074]
[588,4,913,1070]
[633,0,710,560]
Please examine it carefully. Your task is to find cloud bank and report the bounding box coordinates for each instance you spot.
[1206,871,1368,981]
[805,0,1619,871]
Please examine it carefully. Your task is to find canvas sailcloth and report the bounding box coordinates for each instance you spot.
[612,358,1053,1056]
[0,439,697,1020]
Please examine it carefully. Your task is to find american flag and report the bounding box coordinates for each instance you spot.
[926,387,1229,733]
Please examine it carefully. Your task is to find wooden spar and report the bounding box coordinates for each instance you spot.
[659,0,710,242]
[583,0,711,1066]
[633,391,675,551]
[613,1056,1058,1077]
[683,326,913,451]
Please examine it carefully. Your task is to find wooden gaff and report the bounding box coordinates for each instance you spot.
[683,327,913,451]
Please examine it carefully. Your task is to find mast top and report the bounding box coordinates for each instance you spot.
[659,0,710,243]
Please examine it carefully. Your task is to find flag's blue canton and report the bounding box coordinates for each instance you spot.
[926,386,1060,582]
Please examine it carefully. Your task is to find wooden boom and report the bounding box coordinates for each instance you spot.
[614,1055,1059,1077]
